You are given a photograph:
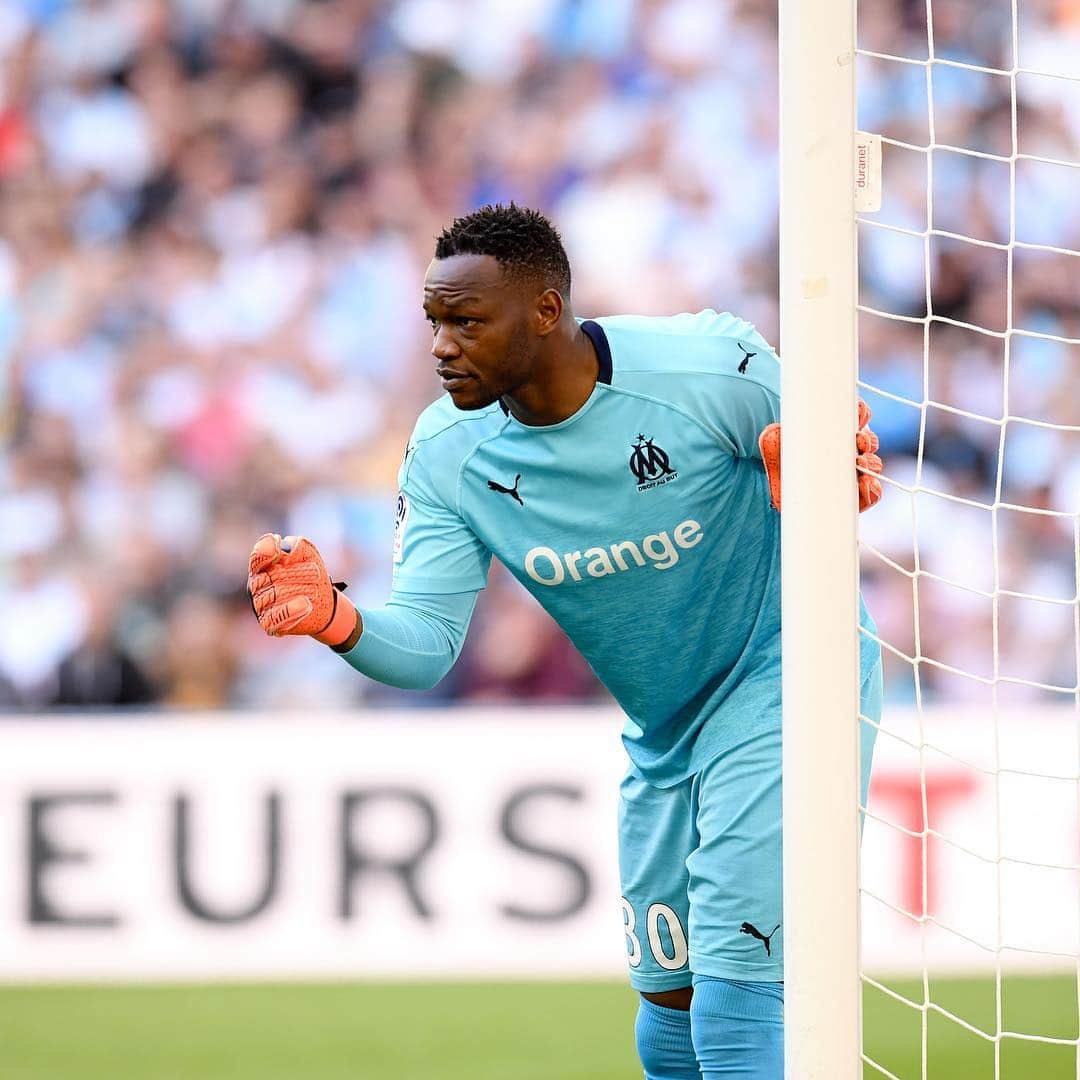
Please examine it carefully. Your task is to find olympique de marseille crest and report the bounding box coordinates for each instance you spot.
[629,434,678,492]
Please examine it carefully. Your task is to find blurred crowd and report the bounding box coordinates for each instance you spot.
[0,0,1076,711]
[856,0,1080,705]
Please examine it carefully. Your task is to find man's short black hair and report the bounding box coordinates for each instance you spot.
[434,203,572,295]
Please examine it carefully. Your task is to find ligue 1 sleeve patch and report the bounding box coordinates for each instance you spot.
[392,492,410,563]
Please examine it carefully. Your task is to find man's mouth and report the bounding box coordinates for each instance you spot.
[438,369,472,390]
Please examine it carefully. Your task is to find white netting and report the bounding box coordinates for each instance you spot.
[853,0,1080,1074]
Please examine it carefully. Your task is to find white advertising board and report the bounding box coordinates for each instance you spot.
[0,713,628,981]
[861,705,1079,976]
[0,707,1075,981]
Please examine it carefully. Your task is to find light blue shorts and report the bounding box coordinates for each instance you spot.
[618,662,882,992]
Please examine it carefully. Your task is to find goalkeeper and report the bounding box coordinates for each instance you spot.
[248,205,883,1080]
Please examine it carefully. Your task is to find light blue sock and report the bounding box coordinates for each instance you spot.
[689,977,784,1079]
[635,997,702,1080]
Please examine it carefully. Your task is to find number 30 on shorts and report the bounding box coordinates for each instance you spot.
[621,897,689,970]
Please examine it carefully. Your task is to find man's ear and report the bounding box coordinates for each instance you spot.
[534,287,564,336]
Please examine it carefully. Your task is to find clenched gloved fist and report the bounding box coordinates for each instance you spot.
[247,533,358,647]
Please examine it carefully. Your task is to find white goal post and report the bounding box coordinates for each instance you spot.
[778,0,864,1075]
[780,0,1080,1074]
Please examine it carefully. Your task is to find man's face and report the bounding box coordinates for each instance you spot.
[422,254,537,410]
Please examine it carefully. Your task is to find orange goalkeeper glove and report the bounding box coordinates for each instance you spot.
[247,533,359,647]
[757,398,883,513]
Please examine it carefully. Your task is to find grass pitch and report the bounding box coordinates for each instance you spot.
[863,972,1079,1078]
[0,975,1075,1078]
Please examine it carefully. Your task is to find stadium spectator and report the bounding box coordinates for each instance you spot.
[48,576,158,707]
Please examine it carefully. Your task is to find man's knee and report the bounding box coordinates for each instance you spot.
[642,986,693,1011]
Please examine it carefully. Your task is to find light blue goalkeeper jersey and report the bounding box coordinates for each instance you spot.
[392,311,880,786]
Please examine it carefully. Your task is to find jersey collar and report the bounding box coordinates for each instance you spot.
[580,319,613,385]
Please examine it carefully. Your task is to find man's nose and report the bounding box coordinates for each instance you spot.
[431,324,461,360]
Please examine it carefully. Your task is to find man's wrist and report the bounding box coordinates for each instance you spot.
[329,608,364,653]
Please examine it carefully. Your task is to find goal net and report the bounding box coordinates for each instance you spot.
[780,0,1080,1076]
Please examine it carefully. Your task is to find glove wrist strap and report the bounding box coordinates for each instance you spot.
[313,591,359,647]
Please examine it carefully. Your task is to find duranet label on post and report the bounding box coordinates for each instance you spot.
[854,132,882,212]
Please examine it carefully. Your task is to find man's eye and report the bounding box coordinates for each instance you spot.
[457,317,478,328]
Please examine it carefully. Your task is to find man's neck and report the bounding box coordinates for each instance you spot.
[502,321,600,426]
